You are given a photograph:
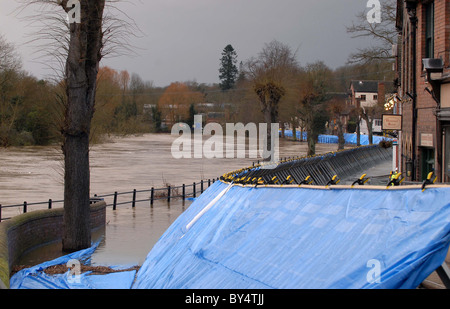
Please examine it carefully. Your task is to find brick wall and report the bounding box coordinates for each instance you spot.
[398,0,450,181]
[0,201,106,288]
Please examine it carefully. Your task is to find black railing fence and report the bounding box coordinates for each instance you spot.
[0,178,218,222]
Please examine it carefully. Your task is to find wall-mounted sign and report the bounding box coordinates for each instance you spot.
[382,114,402,131]
[420,133,434,147]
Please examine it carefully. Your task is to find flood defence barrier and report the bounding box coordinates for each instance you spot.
[12,181,449,289]
[281,130,391,146]
[132,181,450,289]
[224,144,392,187]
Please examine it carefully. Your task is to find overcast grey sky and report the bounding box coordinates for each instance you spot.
[0,0,376,87]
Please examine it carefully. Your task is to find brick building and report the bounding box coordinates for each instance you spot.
[395,0,450,182]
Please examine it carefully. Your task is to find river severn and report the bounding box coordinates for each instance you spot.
[1,133,344,266]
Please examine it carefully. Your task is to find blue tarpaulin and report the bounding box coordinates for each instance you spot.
[10,241,137,289]
[10,182,450,289]
[133,181,450,289]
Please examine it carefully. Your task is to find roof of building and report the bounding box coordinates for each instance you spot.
[350,80,380,93]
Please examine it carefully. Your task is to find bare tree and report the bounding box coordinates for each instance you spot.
[328,97,347,150]
[346,0,397,64]
[298,61,332,156]
[17,0,139,252]
[0,34,23,146]
[245,40,299,160]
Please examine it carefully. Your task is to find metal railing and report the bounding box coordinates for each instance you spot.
[0,178,218,222]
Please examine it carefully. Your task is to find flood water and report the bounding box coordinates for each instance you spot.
[1,133,346,267]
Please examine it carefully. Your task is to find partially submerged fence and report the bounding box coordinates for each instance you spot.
[0,179,217,222]
[222,145,392,186]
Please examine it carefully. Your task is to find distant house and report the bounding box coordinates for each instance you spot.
[349,80,387,135]
[195,102,233,124]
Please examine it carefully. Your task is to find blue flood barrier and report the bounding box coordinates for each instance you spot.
[133,181,450,289]
[281,130,391,146]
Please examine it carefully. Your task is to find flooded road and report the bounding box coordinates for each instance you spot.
[1,133,345,267]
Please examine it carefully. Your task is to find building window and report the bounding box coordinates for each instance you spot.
[373,95,378,101]
[425,2,434,58]
[360,95,366,101]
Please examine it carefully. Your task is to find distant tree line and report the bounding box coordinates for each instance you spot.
[1,35,394,151]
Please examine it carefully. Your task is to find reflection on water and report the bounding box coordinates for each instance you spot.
[91,199,192,266]
[18,199,192,267]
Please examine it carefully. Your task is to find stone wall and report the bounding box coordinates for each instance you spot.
[0,201,106,289]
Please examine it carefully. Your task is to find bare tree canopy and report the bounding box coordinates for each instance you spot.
[244,40,299,161]
[15,0,140,81]
[346,0,397,64]
[0,34,22,73]
[245,40,299,86]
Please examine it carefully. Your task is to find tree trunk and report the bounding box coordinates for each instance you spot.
[263,107,275,161]
[336,117,345,150]
[356,117,361,146]
[62,133,91,251]
[361,112,374,145]
[61,1,105,252]
[306,123,315,156]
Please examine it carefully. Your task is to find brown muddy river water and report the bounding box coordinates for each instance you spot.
[0,133,345,267]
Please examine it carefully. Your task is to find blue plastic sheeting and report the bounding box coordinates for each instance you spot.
[133,181,450,289]
[282,130,390,145]
[10,241,137,289]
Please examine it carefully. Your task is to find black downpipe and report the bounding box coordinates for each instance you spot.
[409,4,418,181]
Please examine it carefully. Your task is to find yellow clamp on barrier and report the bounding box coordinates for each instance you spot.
[326,175,340,187]
[267,176,279,185]
[299,175,313,186]
[387,171,404,188]
[281,175,294,185]
[285,175,294,184]
[351,174,370,187]
[421,171,437,192]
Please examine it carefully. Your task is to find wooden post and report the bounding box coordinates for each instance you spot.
[201,180,204,193]
[182,184,186,201]
[150,187,154,206]
[168,186,171,202]
[48,199,52,210]
[193,182,196,198]
[132,189,137,208]
[113,192,118,210]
